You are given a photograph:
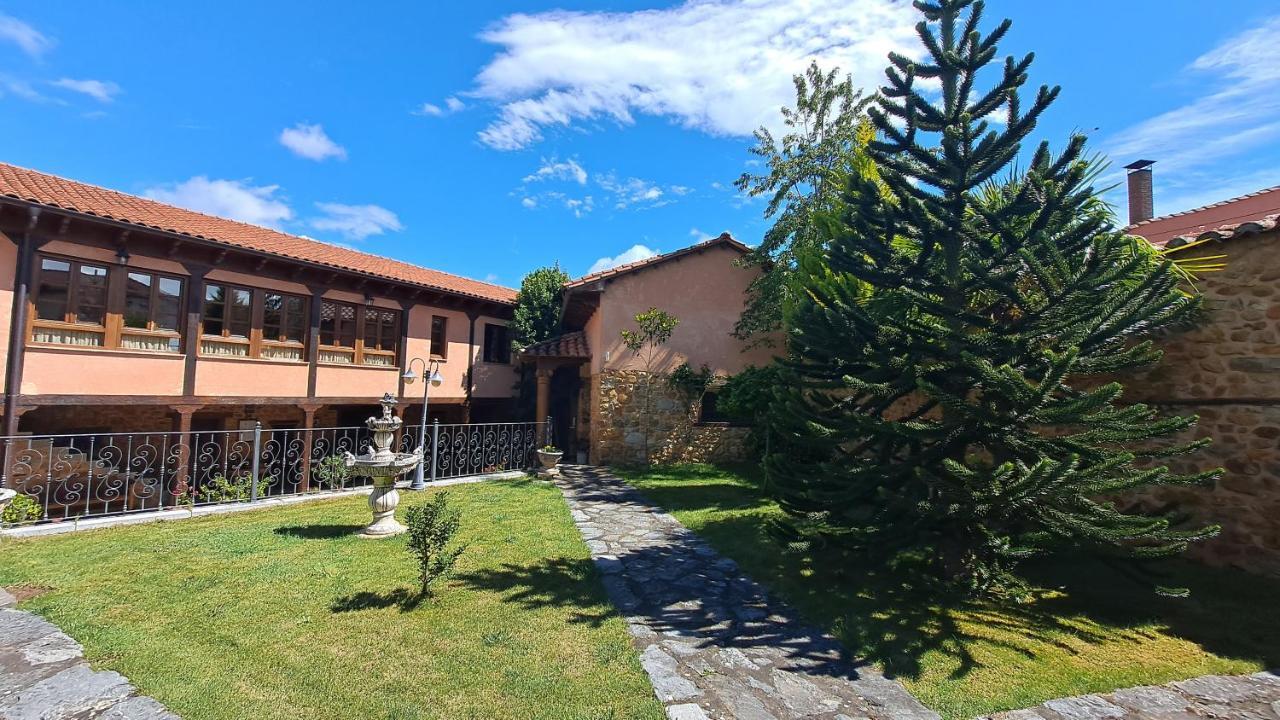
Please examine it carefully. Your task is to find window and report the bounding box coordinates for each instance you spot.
[202,283,252,339]
[263,292,307,343]
[123,271,183,331]
[430,315,448,359]
[34,258,108,325]
[482,323,510,364]
[320,300,358,348]
[31,255,185,352]
[363,308,399,353]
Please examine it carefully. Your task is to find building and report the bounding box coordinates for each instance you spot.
[522,233,776,465]
[0,162,520,440]
[1122,161,1280,576]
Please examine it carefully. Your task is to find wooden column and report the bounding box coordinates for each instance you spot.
[170,405,201,505]
[306,286,324,398]
[298,403,321,491]
[4,209,43,438]
[535,365,552,445]
[180,264,210,397]
[464,310,479,423]
[396,300,413,400]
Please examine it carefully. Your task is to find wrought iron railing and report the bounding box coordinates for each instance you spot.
[0,419,547,526]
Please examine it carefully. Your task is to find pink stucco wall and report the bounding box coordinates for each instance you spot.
[591,244,777,377]
[0,233,15,394]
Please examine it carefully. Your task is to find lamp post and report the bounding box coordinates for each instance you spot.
[402,357,443,490]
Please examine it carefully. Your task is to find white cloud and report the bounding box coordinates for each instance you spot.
[524,157,588,184]
[0,13,52,58]
[279,123,347,161]
[52,78,120,103]
[0,75,47,102]
[416,96,466,116]
[588,244,658,274]
[310,202,403,240]
[1102,15,1280,215]
[689,228,717,242]
[470,0,917,150]
[145,177,294,228]
[598,173,665,209]
[520,196,537,209]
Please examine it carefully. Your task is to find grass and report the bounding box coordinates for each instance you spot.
[0,479,665,720]
[618,463,1280,720]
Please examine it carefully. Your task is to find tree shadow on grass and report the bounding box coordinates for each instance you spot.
[330,587,426,613]
[620,464,1280,684]
[274,524,366,540]
[452,557,615,627]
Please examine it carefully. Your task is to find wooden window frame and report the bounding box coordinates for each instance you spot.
[318,299,401,367]
[482,322,511,364]
[200,282,309,362]
[429,315,449,361]
[29,252,187,354]
[261,291,308,360]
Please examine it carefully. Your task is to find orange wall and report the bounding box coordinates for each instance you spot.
[5,235,517,403]
[0,232,15,395]
[592,244,777,377]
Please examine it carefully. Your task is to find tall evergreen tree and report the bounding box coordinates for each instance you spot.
[511,264,570,418]
[767,0,1220,594]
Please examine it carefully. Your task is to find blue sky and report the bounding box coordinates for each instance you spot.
[2,1,1278,288]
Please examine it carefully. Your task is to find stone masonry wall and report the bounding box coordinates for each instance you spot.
[591,369,749,466]
[1123,230,1280,577]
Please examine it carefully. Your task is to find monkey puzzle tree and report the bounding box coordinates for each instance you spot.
[767,0,1221,594]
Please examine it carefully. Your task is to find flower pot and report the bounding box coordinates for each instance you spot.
[536,450,563,476]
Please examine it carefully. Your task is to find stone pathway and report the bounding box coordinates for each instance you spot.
[0,587,178,719]
[980,672,1280,720]
[556,466,941,720]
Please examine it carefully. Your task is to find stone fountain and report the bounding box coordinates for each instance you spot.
[344,393,423,538]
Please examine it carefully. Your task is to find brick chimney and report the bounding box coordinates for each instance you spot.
[1124,160,1155,226]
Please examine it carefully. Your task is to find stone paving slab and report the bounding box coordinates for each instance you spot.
[977,669,1280,720]
[0,587,179,719]
[556,466,941,720]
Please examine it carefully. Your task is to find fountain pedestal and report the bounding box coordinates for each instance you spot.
[343,393,424,538]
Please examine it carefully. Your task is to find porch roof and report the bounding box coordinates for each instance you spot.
[519,331,590,361]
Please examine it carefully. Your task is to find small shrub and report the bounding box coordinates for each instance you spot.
[196,473,272,503]
[311,455,350,489]
[667,362,712,399]
[2,494,43,525]
[404,492,465,596]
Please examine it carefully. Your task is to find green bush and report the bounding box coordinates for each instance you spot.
[404,492,465,597]
[196,473,272,503]
[1,494,42,525]
[310,455,350,489]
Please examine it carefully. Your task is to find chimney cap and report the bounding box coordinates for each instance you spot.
[1124,159,1156,171]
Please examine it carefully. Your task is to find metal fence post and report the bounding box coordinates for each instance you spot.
[250,422,262,502]
[545,415,553,448]
[429,418,439,483]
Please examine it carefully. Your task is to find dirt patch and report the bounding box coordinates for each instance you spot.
[4,584,52,602]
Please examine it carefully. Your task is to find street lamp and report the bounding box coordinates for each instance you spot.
[402,357,443,490]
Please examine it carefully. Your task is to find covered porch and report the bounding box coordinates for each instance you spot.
[519,331,591,461]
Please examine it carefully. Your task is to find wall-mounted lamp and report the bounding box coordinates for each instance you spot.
[115,247,130,266]
[364,292,375,306]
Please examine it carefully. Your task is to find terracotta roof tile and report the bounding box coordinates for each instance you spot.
[1164,213,1280,248]
[564,233,750,289]
[0,162,516,305]
[1128,185,1280,247]
[520,330,590,359]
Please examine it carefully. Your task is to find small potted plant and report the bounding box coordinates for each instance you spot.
[535,445,564,476]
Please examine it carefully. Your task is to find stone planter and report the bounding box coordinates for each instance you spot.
[536,450,563,477]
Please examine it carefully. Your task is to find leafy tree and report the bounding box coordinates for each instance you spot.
[734,61,876,344]
[767,0,1220,595]
[511,264,570,350]
[510,264,571,417]
[621,307,679,465]
[405,492,465,597]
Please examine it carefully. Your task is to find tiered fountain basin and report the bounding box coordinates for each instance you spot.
[343,393,423,538]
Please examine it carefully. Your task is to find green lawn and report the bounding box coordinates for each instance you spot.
[0,479,664,720]
[619,463,1280,720]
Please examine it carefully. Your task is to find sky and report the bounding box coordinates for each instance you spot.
[2,1,1278,289]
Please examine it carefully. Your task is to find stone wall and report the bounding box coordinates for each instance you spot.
[1123,230,1280,576]
[590,369,749,466]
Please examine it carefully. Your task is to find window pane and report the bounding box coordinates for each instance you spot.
[203,284,225,336]
[156,277,182,332]
[364,307,381,348]
[484,323,509,363]
[228,288,252,337]
[124,272,153,329]
[337,303,356,346]
[381,311,398,354]
[320,301,336,345]
[284,296,306,342]
[36,258,70,321]
[263,293,284,340]
[75,264,108,326]
[430,316,447,358]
